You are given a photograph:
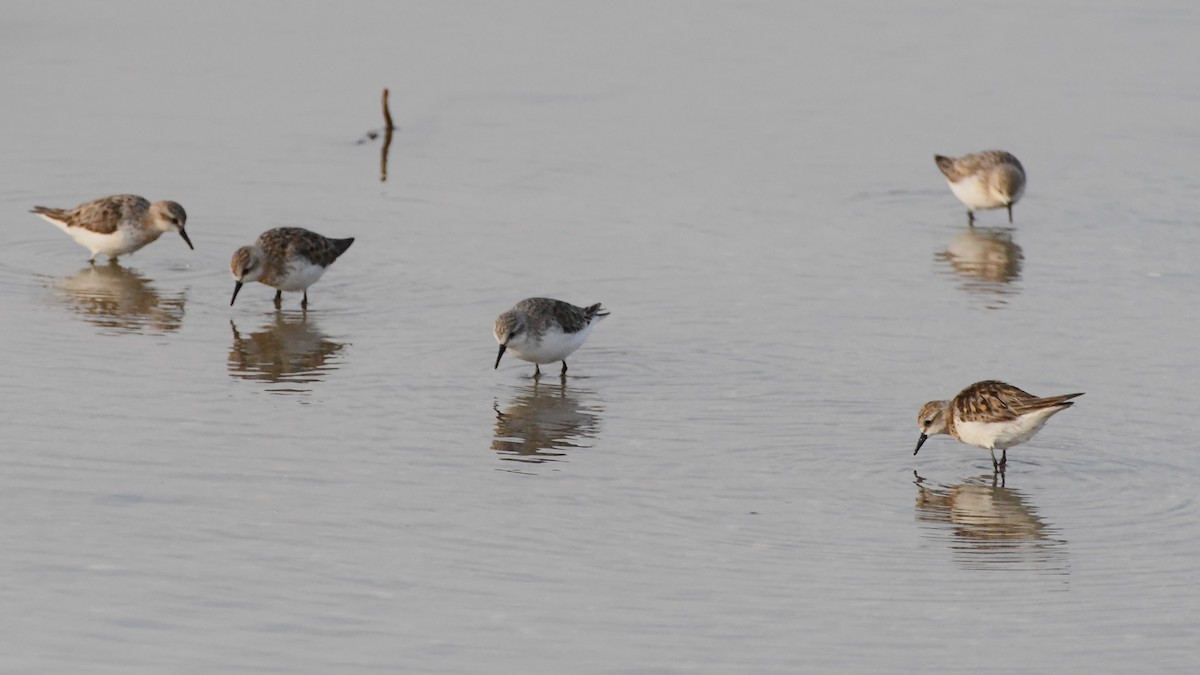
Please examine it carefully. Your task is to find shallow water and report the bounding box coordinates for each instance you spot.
[2,1,1198,672]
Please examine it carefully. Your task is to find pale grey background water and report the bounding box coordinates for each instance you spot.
[1,1,1198,672]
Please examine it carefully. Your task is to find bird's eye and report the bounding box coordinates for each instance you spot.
[923,419,932,426]
[510,327,523,337]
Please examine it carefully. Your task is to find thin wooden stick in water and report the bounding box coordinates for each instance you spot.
[380,88,395,182]
[382,88,395,131]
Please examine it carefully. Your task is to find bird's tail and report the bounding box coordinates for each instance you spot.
[934,155,957,178]
[31,206,70,221]
[1014,392,1085,414]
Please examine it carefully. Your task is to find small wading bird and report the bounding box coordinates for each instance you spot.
[914,380,1083,471]
[230,227,354,309]
[32,194,192,262]
[934,151,1025,226]
[494,298,608,378]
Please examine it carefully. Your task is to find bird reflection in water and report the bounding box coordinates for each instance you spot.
[48,262,186,334]
[936,227,1023,308]
[492,380,603,470]
[228,314,346,394]
[914,472,1068,575]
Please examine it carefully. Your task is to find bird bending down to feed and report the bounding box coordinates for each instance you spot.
[230,227,354,309]
[934,151,1025,225]
[32,194,191,262]
[914,380,1082,471]
[494,297,609,378]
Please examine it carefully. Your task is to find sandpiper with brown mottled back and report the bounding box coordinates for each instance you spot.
[934,151,1026,225]
[914,380,1083,471]
[230,227,354,309]
[32,194,191,262]
[494,298,609,378]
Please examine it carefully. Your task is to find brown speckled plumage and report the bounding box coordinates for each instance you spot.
[233,227,354,287]
[915,380,1084,470]
[32,194,191,260]
[229,227,355,308]
[934,150,1026,225]
[945,380,1081,436]
[934,151,1023,183]
[32,194,186,235]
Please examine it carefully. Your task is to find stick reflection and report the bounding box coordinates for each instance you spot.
[357,88,396,182]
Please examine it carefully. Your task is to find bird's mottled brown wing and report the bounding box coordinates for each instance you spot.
[952,380,1082,423]
[511,298,602,334]
[951,380,1033,423]
[259,227,354,268]
[944,151,1024,181]
[70,194,148,234]
[33,194,147,234]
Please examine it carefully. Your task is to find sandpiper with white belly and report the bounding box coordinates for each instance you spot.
[934,151,1026,225]
[914,380,1083,471]
[494,298,609,378]
[32,194,192,262]
[229,227,355,309]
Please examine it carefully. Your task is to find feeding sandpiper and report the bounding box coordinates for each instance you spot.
[934,151,1025,225]
[914,380,1083,471]
[494,297,609,378]
[229,227,355,309]
[32,194,192,262]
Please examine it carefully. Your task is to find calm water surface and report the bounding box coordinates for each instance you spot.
[1,1,1198,672]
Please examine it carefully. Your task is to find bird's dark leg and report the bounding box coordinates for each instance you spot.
[968,210,975,227]
[301,290,308,309]
[533,364,542,379]
[990,449,999,472]
[1007,203,1014,223]
[274,290,283,309]
[561,360,568,375]
[1000,448,1008,468]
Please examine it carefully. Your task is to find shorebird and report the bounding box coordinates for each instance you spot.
[914,380,1083,471]
[229,227,354,309]
[934,151,1025,225]
[32,194,191,262]
[494,298,609,378]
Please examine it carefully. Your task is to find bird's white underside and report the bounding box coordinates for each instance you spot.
[954,406,1066,450]
[947,175,1001,210]
[42,215,161,258]
[505,316,605,364]
[272,258,328,291]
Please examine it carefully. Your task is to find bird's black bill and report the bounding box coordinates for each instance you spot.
[913,433,928,455]
[230,281,243,306]
[494,344,507,369]
[179,228,194,250]
[1007,204,1013,223]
